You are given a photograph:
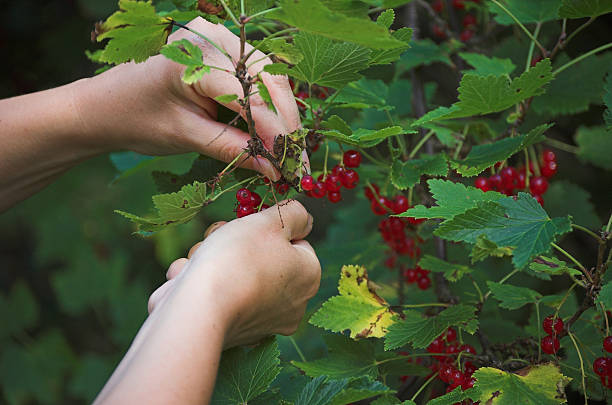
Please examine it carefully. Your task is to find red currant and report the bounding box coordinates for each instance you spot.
[392,195,409,214]
[532,194,544,206]
[341,169,359,189]
[463,361,478,376]
[417,276,431,290]
[312,182,326,198]
[604,336,612,353]
[460,29,474,42]
[463,14,477,28]
[516,171,526,189]
[301,175,314,191]
[328,191,342,203]
[541,160,557,178]
[343,150,362,168]
[384,256,396,268]
[488,174,502,190]
[474,176,490,192]
[364,183,379,200]
[460,344,476,355]
[452,0,465,9]
[404,268,419,283]
[594,357,610,376]
[250,192,262,207]
[542,149,556,162]
[427,337,446,353]
[275,182,289,194]
[236,204,254,218]
[448,370,465,388]
[462,377,476,390]
[439,364,455,383]
[432,0,444,12]
[236,188,252,204]
[543,315,564,335]
[371,197,390,216]
[541,335,560,354]
[445,328,457,342]
[325,174,342,192]
[433,24,447,39]
[529,176,548,195]
[501,166,518,189]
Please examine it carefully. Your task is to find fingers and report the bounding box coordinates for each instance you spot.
[292,240,322,298]
[148,280,175,314]
[258,200,313,241]
[166,258,188,280]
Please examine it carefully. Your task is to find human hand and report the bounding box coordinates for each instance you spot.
[75,17,301,180]
[147,199,320,348]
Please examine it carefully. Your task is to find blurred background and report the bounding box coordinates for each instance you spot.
[1,0,611,403]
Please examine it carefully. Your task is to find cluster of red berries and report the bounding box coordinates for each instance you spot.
[403,265,432,290]
[593,336,612,389]
[301,150,361,203]
[540,315,563,354]
[474,150,558,206]
[431,0,481,42]
[234,188,269,218]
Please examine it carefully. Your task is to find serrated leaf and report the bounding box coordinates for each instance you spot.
[529,256,582,277]
[376,8,395,29]
[369,27,412,65]
[435,194,572,269]
[488,0,560,24]
[425,386,477,405]
[334,78,391,110]
[211,337,280,404]
[470,235,513,263]
[115,180,209,232]
[310,265,396,339]
[322,115,352,135]
[559,0,612,18]
[269,0,407,49]
[97,0,172,64]
[322,0,370,17]
[384,305,477,350]
[418,255,472,282]
[486,281,541,310]
[399,179,505,220]
[459,52,516,76]
[398,39,452,71]
[295,376,392,405]
[576,125,612,170]
[263,38,304,64]
[451,124,550,176]
[472,364,570,404]
[214,94,239,104]
[152,156,227,193]
[532,53,612,115]
[605,67,612,128]
[413,60,554,126]
[320,126,406,148]
[160,39,211,84]
[257,80,277,113]
[596,281,612,309]
[372,396,416,405]
[544,181,600,229]
[266,32,371,89]
[329,378,393,405]
[390,154,448,190]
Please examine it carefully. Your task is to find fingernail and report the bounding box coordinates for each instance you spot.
[204,221,226,238]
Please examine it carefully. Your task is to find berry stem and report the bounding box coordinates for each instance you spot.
[408,130,435,159]
[551,243,589,278]
[553,42,612,76]
[572,224,605,244]
[535,302,542,362]
[524,22,542,72]
[528,146,541,177]
[217,0,241,28]
[544,137,579,154]
[288,336,306,362]
[410,372,438,403]
[567,330,588,405]
[602,302,610,336]
[490,0,548,56]
[358,148,387,167]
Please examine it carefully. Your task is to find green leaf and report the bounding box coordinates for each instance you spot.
[459,52,516,76]
[470,235,514,263]
[334,78,391,110]
[115,180,210,232]
[425,386,477,405]
[369,27,412,65]
[322,115,352,135]
[488,0,560,24]
[450,124,550,176]
[559,0,612,18]
[211,337,281,405]
[531,53,612,115]
[97,0,172,64]
[486,281,541,310]
[398,179,505,220]
[160,39,211,84]
[418,255,472,282]
[214,94,239,104]
[596,281,612,309]
[604,67,612,129]
[472,364,571,404]
[435,194,572,269]
[152,156,227,193]
[0,281,39,340]
[398,39,452,71]
[263,37,304,64]
[269,0,408,49]
[544,181,600,229]
[376,8,395,29]
[257,81,277,113]
[322,0,370,17]
[413,59,554,126]
[294,376,392,405]
[320,126,406,148]
[265,32,371,89]
[329,378,393,405]
[310,265,396,339]
[576,125,612,170]
[292,335,378,379]
[373,396,416,405]
[384,305,477,350]
[390,154,449,190]
[529,256,582,277]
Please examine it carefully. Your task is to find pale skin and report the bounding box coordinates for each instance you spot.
[0,17,321,405]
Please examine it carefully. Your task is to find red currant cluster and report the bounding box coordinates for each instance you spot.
[429,328,479,393]
[540,315,563,354]
[234,187,269,218]
[593,336,612,389]
[403,265,432,290]
[302,150,361,203]
[474,149,558,206]
[431,0,481,42]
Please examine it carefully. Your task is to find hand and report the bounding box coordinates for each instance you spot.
[75,17,301,180]
[147,199,320,347]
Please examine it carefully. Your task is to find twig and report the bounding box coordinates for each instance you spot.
[554,42,612,75]
[567,330,588,405]
[489,0,547,56]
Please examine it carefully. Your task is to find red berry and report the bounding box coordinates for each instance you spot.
[541,161,557,178]
[261,204,270,210]
[601,374,612,389]
[543,315,564,335]
[448,370,465,388]
[501,166,518,190]
[236,204,254,218]
[236,188,252,204]
[439,364,455,383]
[463,14,477,28]
[365,184,379,200]
[328,191,342,203]
[529,176,548,195]
[325,174,342,192]
[463,361,478,376]
[452,0,465,9]
[275,182,289,194]
[384,256,397,268]
[489,174,502,190]
[433,24,447,39]
[296,91,308,100]
[312,182,327,198]
[343,150,362,168]
[474,177,490,192]
[542,149,556,162]
[392,195,410,214]
[530,55,543,67]
[432,0,444,12]
[460,344,476,355]
[541,335,560,354]
[404,268,419,283]
[594,357,610,376]
[331,164,345,176]
[341,169,359,189]
[250,192,262,207]
[371,197,390,216]
[427,337,446,353]
[604,336,612,353]
[460,29,474,42]
[417,276,431,290]
[301,175,315,191]
[516,172,526,189]
[532,194,544,206]
[446,343,460,355]
[462,377,476,390]
[445,328,457,342]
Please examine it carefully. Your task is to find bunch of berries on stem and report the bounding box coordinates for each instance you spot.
[302,149,361,203]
